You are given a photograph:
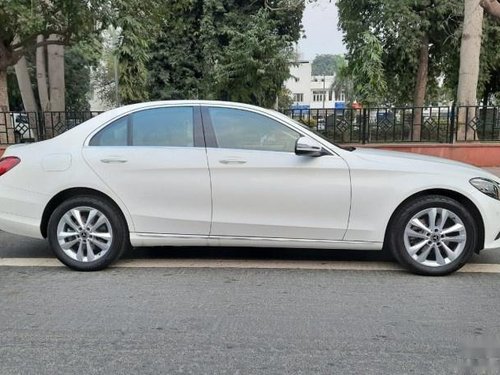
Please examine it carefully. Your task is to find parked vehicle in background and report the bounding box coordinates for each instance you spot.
[0,101,499,275]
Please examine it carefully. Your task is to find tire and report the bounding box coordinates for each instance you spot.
[47,195,130,271]
[388,195,478,276]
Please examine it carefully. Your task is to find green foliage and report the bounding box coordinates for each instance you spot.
[209,9,295,107]
[337,0,463,106]
[277,87,294,109]
[112,0,167,104]
[478,17,500,104]
[147,0,304,108]
[348,33,387,106]
[147,0,205,100]
[65,45,95,111]
[311,54,346,76]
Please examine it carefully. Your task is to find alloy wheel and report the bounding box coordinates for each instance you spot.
[56,206,113,262]
[403,207,467,267]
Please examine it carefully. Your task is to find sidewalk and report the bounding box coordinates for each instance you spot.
[486,167,500,177]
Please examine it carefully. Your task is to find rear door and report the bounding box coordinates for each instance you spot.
[83,105,212,235]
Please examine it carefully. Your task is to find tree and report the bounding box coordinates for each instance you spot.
[346,32,387,106]
[208,8,297,107]
[311,54,346,76]
[0,1,108,111]
[147,0,205,101]
[147,0,304,108]
[481,0,500,17]
[479,17,500,105]
[456,0,484,140]
[337,0,463,108]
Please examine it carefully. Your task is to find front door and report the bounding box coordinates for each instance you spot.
[202,106,351,241]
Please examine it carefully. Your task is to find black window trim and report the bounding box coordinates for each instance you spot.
[200,106,218,148]
[89,105,205,148]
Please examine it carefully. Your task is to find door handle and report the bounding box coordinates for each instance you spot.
[100,158,128,164]
[219,159,247,165]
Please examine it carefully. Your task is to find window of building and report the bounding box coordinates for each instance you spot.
[293,93,304,102]
[313,90,326,102]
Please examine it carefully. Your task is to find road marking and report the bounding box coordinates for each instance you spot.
[1,257,500,273]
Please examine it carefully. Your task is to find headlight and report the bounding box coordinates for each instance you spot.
[470,178,500,200]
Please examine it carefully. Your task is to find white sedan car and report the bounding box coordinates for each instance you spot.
[0,101,499,275]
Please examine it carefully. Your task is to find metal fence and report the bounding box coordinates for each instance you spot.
[282,106,500,144]
[1,106,499,145]
[0,111,103,145]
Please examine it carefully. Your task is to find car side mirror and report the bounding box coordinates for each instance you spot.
[295,136,325,157]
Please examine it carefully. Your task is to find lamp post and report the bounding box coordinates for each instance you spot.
[322,75,326,110]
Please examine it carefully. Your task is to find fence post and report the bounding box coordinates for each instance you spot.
[362,108,368,144]
[449,104,455,144]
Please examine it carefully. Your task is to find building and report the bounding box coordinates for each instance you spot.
[284,60,346,110]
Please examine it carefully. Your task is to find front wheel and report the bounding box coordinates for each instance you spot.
[388,195,478,276]
[47,196,129,271]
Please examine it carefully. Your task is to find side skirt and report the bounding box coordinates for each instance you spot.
[130,233,383,250]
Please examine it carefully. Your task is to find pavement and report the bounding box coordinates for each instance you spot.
[1,166,500,374]
[2,229,500,374]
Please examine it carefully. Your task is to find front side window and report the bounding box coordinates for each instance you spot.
[90,107,194,147]
[207,107,300,152]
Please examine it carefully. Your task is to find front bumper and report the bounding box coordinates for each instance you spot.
[476,193,500,251]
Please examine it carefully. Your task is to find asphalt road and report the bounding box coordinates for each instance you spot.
[1,230,500,374]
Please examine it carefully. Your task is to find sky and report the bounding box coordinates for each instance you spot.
[296,0,346,61]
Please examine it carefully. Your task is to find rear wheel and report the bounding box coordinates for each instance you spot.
[48,196,129,271]
[388,195,478,276]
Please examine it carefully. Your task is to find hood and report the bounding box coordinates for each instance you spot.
[351,147,497,180]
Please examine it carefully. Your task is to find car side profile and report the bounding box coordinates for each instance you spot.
[0,100,499,275]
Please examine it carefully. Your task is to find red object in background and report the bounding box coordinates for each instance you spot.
[351,102,362,110]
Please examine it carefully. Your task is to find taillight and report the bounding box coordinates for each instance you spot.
[0,157,21,176]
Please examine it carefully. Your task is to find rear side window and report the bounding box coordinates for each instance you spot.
[89,107,194,147]
[131,107,193,147]
[89,116,127,146]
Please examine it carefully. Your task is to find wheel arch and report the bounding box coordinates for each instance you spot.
[384,188,485,253]
[40,187,131,238]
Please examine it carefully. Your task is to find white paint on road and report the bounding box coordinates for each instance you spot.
[1,257,500,273]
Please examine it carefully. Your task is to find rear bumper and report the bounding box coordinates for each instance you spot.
[0,184,47,239]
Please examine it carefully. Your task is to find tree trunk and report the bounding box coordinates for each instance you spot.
[0,69,14,144]
[15,56,38,112]
[15,56,39,141]
[480,0,500,18]
[36,35,50,112]
[412,33,429,142]
[47,34,65,112]
[0,69,8,111]
[456,0,484,141]
[47,34,65,136]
